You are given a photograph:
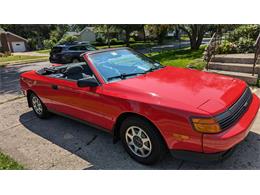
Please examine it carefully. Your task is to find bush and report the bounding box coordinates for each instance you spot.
[110,38,118,45]
[217,25,260,54]
[217,40,238,54]
[129,37,135,43]
[43,39,56,49]
[28,38,38,50]
[58,35,78,45]
[227,25,260,42]
[109,38,124,45]
[96,37,104,44]
[0,52,12,57]
[236,37,255,53]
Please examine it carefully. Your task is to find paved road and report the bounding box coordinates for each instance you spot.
[0,61,51,104]
[137,39,210,54]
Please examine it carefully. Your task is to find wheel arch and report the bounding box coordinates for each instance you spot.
[26,89,35,107]
[112,112,168,149]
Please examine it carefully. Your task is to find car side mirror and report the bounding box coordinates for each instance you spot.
[77,77,99,87]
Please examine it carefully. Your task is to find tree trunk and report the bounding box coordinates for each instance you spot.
[125,31,130,47]
[142,25,146,42]
[106,25,111,48]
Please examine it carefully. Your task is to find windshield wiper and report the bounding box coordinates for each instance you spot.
[107,72,146,81]
[145,65,165,73]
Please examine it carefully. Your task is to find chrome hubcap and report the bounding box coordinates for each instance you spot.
[125,126,152,158]
[32,96,43,115]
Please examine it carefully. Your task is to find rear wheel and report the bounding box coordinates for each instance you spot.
[30,93,50,119]
[120,116,166,165]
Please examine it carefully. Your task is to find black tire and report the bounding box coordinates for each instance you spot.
[120,116,166,165]
[29,93,50,119]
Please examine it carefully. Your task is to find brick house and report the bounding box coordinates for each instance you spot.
[0,28,29,52]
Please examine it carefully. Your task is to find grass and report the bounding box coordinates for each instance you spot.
[0,152,23,170]
[36,49,50,54]
[0,55,49,67]
[96,41,157,50]
[148,46,206,70]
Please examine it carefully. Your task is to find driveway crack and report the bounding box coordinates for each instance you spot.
[86,135,97,146]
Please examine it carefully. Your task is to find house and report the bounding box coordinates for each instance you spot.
[66,26,96,43]
[0,28,29,52]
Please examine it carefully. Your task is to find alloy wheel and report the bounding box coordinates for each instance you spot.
[125,126,152,158]
[32,96,43,115]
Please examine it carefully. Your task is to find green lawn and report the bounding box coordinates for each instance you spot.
[0,55,49,66]
[148,46,206,70]
[0,152,23,170]
[96,41,157,50]
[36,49,51,54]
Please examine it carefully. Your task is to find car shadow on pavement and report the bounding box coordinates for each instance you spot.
[19,111,260,170]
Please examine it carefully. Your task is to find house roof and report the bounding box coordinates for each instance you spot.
[66,31,80,36]
[0,29,28,42]
[80,26,95,33]
[6,32,28,42]
[66,26,95,37]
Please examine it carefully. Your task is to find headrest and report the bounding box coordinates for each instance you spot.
[65,65,84,75]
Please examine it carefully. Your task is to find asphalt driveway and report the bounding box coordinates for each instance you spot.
[0,62,260,169]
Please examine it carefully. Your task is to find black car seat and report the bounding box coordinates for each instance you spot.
[64,65,88,80]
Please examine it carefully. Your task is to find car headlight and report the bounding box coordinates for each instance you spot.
[191,118,221,133]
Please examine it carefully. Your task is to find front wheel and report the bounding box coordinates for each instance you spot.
[30,93,50,119]
[120,116,166,165]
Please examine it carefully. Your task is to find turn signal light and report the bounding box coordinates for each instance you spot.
[191,118,221,133]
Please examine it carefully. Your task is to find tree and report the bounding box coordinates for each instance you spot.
[94,25,118,48]
[178,24,208,50]
[145,25,175,43]
[0,24,70,49]
[116,25,143,46]
[58,35,78,45]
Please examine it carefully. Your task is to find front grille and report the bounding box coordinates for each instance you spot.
[215,87,253,130]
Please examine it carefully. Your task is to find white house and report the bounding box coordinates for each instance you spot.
[66,27,96,43]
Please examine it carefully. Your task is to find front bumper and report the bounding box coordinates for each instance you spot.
[170,94,259,162]
[170,147,235,163]
[203,94,259,153]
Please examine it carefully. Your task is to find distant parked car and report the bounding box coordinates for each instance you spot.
[49,42,96,64]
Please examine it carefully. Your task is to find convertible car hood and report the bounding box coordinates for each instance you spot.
[103,66,247,115]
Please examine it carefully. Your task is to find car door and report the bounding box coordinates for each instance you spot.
[49,78,113,131]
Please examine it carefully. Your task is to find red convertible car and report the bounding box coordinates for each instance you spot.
[20,48,259,164]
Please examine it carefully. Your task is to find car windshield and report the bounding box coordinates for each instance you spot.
[89,49,163,82]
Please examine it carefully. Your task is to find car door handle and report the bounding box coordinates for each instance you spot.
[51,85,58,90]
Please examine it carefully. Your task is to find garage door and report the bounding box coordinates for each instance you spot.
[11,42,26,52]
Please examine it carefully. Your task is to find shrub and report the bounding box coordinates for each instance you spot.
[217,40,238,54]
[0,52,12,57]
[129,37,135,43]
[217,25,260,54]
[236,37,255,53]
[110,38,118,45]
[58,35,78,45]
[27,38,38,50]
[227,25,260,42]
[43,39,56,49]
[96,37,104,44]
